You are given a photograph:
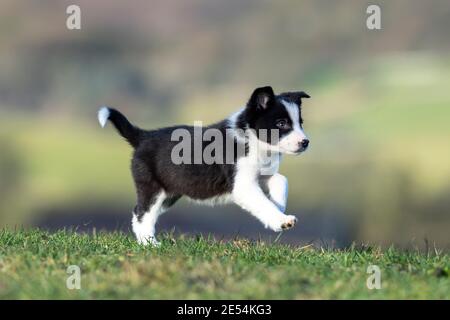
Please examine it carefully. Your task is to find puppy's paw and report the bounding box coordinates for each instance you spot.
[147,237,161,247]
[266,215,298,232]
[280,215,298,230]
[137,236,161,247]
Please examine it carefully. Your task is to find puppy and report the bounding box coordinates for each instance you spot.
[98,86,310,246]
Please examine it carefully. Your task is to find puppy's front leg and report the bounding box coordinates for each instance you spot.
[265,173,288,213]
[233,181,297,232]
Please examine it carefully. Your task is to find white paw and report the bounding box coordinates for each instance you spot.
[267,215,298,232]
[137,235,161,247]
[280,215,298,230]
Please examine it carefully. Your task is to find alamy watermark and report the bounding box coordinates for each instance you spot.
[170,122,283,175]
[66,5,81,30]
[366,4,381,30]
[66,265,81,290]
[66,4,381,32]
[366,265,382,290]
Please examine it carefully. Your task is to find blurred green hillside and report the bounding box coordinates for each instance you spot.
[0,0,450,247]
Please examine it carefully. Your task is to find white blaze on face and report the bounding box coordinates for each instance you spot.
[279,100,308,153]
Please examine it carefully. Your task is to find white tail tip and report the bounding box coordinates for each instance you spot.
[98,106,110,128]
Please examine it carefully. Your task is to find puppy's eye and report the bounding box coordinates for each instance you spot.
[276,119,289,129]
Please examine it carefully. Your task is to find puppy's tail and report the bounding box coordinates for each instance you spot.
[97,106,142,148]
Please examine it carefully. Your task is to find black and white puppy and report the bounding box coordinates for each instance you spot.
[98,86,310,246]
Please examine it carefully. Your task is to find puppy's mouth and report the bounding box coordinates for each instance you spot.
[291,146,309,155]
[278,138,310,155]
[283,148,307,156]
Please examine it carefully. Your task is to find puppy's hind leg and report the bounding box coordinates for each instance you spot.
[132,190,166,246]
[132,184,181,246]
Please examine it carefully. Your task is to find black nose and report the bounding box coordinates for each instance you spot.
[301,139,309,148]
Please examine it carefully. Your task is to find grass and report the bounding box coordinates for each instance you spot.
[0,229,448,299]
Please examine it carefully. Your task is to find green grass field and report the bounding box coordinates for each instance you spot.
[0,229,448,299]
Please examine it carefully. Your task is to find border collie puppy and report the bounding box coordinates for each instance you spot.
[98,86,310,246]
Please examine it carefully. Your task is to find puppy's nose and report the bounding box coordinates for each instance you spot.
[301,139,309,148]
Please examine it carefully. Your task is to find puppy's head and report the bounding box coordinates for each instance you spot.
[245,86,310,155]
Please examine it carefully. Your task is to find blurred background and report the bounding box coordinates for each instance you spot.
[0,0,449,249]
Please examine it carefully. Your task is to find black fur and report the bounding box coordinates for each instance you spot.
[106,108,143,148]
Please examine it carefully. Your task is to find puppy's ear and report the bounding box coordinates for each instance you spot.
[298,91,311,99]
[279,91,311,106]
[248,86,275,111]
